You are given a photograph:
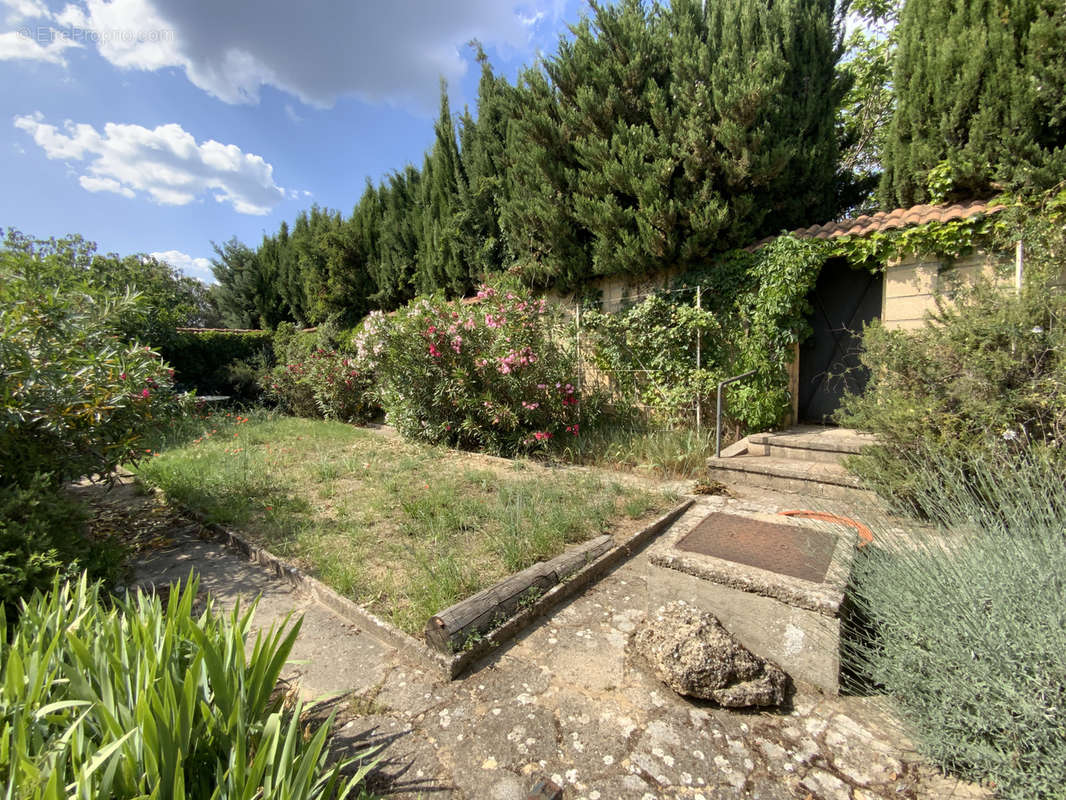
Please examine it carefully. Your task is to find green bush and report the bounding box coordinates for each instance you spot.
[0,272,182,488]
[837,189,1066,512]
[262,322,377,422]
[161,329,274,400]
[0,574,377,799]
[0,476,124,614]
[836,276,1066,514]
[0,263,182,610]
[845,449,1066,799]
[358,284,596,455]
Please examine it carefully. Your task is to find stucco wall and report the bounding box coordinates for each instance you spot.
[882,250,1006,331]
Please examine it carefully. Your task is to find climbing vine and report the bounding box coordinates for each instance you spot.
[824,212,1007,267]
[580,201,1019,433]
[583,236,826,431]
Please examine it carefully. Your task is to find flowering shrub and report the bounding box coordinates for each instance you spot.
[363,284,594,455]
[262,348,376,423]
[0,266,180,609]
[0,273,181,487]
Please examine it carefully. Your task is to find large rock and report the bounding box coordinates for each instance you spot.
[630,601,788,707]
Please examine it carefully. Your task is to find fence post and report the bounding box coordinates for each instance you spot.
[575,302,582,452]
[695,285,702,435]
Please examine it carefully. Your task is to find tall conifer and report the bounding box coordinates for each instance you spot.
[881,0,1066,207]
[418,81,469,296]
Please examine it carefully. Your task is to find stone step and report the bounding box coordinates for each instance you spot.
[747,426,877,465]
[706,455,879,503]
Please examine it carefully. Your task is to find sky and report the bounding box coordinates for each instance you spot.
[0,0,586,283]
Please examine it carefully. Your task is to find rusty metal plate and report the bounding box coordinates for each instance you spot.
[675,513,836,583]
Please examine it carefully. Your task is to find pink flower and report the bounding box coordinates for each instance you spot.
[566,424,580,435]
[533,431,552,441]
[141,388,150,398]
[119,372,127,380]
[428,343,442,358]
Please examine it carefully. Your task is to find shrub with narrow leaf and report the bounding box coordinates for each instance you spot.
[845,449,1066,800]
[0,574,377,799]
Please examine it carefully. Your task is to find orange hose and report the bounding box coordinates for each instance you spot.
[778,510,874,548]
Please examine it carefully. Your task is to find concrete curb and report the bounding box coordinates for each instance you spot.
[445,498,695,678]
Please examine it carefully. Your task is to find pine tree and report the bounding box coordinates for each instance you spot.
[881,0,1066,207]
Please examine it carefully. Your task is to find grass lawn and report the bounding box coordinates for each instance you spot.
[136,412,675,634]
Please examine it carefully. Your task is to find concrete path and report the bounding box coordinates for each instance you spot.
[87,478,985,800]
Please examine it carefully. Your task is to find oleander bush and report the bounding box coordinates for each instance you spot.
[358,284,597,455]
[0,267,182,609]
[1,274,182,488]
[0,574,377,799]
[262,322,376,422]
[845,448,1066,800]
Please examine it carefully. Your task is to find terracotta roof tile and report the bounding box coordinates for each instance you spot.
[788,199,1003,241]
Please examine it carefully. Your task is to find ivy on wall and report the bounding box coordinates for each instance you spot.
[824,213,1008,267]
[581,204,1016,433]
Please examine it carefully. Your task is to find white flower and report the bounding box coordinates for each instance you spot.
[1002,429,1018,441]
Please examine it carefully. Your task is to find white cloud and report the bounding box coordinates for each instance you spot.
[0,28,80,63]
[42,0,562,110]
[2,0,52,23]
[150,248,214,283]
[14,112,285,214]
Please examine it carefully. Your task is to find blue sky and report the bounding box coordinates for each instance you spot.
[1,0,586,282]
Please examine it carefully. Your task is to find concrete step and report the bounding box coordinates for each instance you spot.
[748,426,877,465]
[706,455,879,503]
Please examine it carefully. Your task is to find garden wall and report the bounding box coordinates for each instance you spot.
[882,250,1003,331]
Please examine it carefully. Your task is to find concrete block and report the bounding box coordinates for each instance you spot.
[645,508,855,695]
[647,563,841,695]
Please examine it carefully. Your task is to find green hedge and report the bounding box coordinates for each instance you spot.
[161,329,274,399]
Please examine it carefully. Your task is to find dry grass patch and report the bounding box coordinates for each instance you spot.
[136,413,675,633]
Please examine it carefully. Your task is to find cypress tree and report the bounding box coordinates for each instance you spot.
[211,238,271,329]
[501,0,848,288]
[371,165,423,308]
[881,0,1066,207]
[457,45,513,282]
[417,81,468,296]
[498,64,593,289]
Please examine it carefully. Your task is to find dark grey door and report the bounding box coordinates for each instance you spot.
[797,258,883,423]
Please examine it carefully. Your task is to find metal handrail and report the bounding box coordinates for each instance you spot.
[715,369,757,458]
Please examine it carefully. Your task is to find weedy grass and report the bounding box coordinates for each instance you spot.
[0,574,378,799]
[136,413,671,634]
[844,448,1066,800]
[554,423,718,478]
